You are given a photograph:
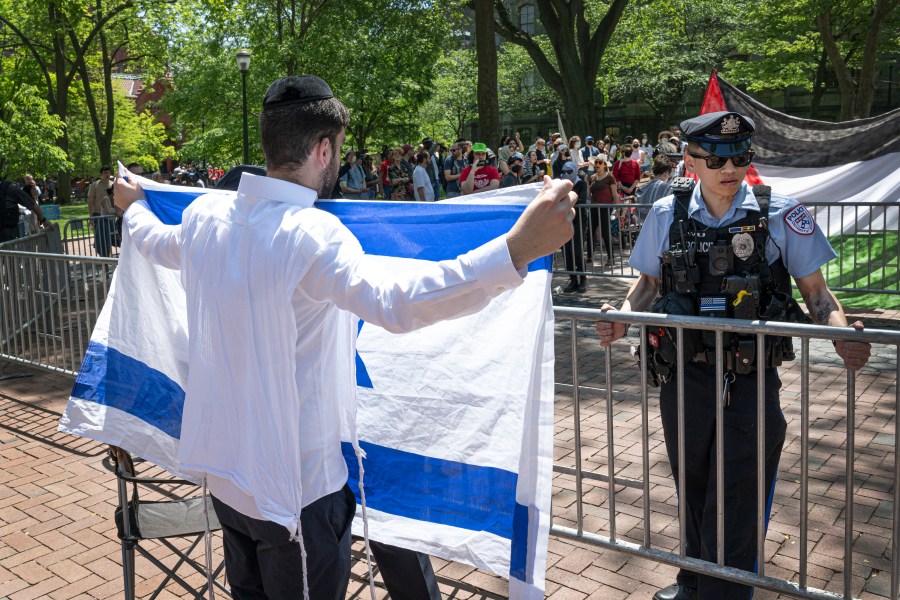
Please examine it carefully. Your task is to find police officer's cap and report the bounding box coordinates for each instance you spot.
[680,111,755,157]
[263,75,334,109]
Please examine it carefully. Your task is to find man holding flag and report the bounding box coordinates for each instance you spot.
[113,74,577,600]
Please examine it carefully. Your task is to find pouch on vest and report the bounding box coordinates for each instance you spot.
[638,292,703,386]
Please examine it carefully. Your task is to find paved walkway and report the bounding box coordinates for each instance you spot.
[0,273,897,599]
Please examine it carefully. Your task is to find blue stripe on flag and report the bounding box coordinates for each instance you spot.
[71,341,185,439]
[142,190,552,272]
[72,341,534,573]
[509,502,530,581]
[343,441,522,540]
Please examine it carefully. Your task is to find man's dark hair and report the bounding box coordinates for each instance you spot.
[126,162,142,171]
[415,152,430,165]
[651,155,672,177]
[259,97,349,170]
[100,165,111,172]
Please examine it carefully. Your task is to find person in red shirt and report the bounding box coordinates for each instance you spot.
[379,150,394,199]
[459,142,501,195]
[612,147,641,196]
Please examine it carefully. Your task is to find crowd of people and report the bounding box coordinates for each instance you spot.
[324,129,689,203]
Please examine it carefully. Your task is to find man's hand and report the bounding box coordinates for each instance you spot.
[835,321,872,371]
[595,304,626,348]
[506,176,577,270]
[114,169,146,212]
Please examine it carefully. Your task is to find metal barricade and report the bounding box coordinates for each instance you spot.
[554,306,900,600]
[62,215,119,258]
[806,202,900,296]
[554,202,650,279]
[556,200,900,297]
[0,248,116,375]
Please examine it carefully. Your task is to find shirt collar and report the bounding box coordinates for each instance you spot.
[689,181,758,224]
[237,172,318,208]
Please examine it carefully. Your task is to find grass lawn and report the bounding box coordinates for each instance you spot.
[44,201,92,239]
[793,233,900,310]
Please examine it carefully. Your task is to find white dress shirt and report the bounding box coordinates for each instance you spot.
[124,173,524,527]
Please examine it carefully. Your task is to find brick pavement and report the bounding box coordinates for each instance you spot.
[0,273,897,599]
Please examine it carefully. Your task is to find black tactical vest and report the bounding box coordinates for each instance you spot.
[652,180,806,376]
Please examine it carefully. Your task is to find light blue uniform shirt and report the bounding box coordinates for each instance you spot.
[630,181,836,281]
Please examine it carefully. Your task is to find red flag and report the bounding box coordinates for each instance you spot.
[700,70,726,114]
[698,69,764,185]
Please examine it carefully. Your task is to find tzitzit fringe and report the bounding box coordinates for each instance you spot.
[201,477,216,600]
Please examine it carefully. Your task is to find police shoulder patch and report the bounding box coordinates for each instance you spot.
[784,204,815,235]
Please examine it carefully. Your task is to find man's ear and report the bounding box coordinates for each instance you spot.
[683,150,694,171]
[313,136,333,170]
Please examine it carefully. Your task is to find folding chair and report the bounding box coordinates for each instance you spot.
[110,446,231,599]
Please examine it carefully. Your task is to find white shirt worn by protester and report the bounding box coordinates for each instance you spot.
[413,164,434,201]
[123,173,524,531]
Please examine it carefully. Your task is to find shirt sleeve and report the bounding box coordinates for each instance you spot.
[628,201,671,278]
[296,218,526,335]
[766,197,837,279]
[123,200,183,270]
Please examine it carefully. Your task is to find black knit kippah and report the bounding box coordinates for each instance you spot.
[262,75,334,109]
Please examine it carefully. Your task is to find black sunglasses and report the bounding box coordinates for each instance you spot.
[561,169,575,174]
[688,150,754,169]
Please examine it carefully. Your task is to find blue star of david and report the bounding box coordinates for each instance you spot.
[355,320,373,388]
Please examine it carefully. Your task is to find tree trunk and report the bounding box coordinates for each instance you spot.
[855,0,896,117]
[475,0,500,151]
[560,70,598,136]
[51,2,72,203]
[810,48,829,119]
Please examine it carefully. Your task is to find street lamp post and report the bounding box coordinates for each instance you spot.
[236,50,252,165]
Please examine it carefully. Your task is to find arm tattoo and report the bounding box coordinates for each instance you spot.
[814,298,834,324]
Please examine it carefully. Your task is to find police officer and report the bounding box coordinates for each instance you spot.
[596,111,872,600]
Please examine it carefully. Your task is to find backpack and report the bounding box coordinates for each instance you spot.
[1,181,20,229]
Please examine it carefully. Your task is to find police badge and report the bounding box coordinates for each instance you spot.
[732,232,754,259]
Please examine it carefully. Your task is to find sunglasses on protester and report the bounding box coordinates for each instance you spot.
[688,150,755,169]
[561,169,575,174]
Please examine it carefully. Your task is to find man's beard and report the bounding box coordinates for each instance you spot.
[317,152,340,198]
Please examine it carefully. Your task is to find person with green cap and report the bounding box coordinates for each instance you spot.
[459,142,501,195]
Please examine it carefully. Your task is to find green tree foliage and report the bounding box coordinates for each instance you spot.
[600,0,743,127]
[419,48,479,143]
[0,85,71,179]
[725,0,899,119]
[315,0,451,151]
[110,91,172,172]
[496,42,558,120]
[161,0,454,163]
[490,0,629,136]
[0,0,170,197]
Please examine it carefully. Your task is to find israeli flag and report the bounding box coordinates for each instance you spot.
[58,176,554,598]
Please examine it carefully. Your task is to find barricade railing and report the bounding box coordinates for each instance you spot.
[805,202,900,295]
[62,215,119,258]
[553,305,900,600]
[554,200,900,296]
[0,228,64,254]
[0,249,116,375]
[554,202,649,280]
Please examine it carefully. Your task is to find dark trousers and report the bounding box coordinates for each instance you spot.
[659,362,786,599]
[212,487,440,600]
[370,540,441,600]
[212,485,356,600]
[591,206,613,259]
[562,207,585,280]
